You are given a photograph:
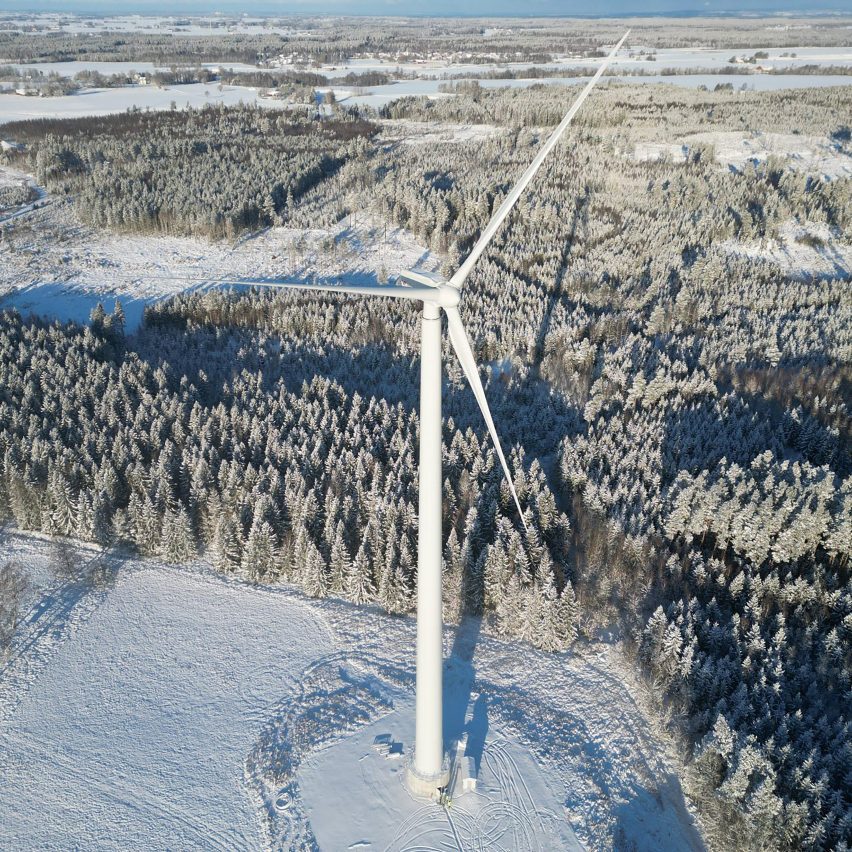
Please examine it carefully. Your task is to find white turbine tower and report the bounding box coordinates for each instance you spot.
[216,32,628,798]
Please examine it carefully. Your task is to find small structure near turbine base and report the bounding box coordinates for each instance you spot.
[460,756,478,793]
[447,735,478,797]
[372,733,404,760]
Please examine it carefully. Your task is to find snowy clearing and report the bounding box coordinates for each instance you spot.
[379,118,504,146]
[0,532,333,851]
[7,46,852,83]
[635,130,852,179]
[0,82,279,127]
[333,75,852,109]
[4,61,262,78]
[0,175,441,331]
[721,220,852,278]
[298,699,582,852]
[0,532,707,850]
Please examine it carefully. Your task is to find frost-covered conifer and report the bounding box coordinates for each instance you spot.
[213,513,242,573]
[160,506,196,564]
[241,516,277,582]
[346,541,375,605]
[301,538,328,599]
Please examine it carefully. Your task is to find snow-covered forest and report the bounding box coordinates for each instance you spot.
[16,109,374,239]
[1,78,850,851]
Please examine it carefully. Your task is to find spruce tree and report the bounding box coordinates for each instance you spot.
[345,541,375,605]
[241,515,277,582]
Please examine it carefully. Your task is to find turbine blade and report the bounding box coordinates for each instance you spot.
[206,278,441,304]
[450,30,630,289]
[444,306,527,531]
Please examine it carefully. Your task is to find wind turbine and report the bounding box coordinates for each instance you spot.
[212,32,628,798]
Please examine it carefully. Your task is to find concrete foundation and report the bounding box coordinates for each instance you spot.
[405,761,450,801]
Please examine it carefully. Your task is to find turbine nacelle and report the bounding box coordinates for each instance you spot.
[397,268,460,309]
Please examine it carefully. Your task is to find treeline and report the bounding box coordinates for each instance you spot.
[0,31,289,65]
[3,16,852,69]
[2,66,392,98]
[441,64,852,83]
[0,67,77,96]
[0,183,34,209]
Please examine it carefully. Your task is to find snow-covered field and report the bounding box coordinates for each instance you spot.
[2,72,850,126]
[4,61,262,78]
[0,535,332,850]
[0,176,441,331]
[635,130,852,180]
[8,46,852,82]
[319,73,852,111]
[0,531,707,850]
[722,220,852,278]
[0,82,281,127]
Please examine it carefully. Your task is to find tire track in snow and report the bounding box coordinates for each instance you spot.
[2,729,248,852]
[0,549,121,722]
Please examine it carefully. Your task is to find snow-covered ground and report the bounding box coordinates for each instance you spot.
[328,74,852,110]
[299,703,583,851]
[0,174,441,331]
[635,130,852,180]
[0,534,332,850]
[722,220,852,278]
[0,531,707,850]
[1,73,850,126]
[0,82,280,127]
[379,118,503,146]
[4,61,262,78]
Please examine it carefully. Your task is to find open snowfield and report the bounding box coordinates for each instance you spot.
[7,46,852,82]
[298,701,583,851]
[4,61,262,78]
[0,172,441,331]
[722,220,852,278]
[309,44,852,79]
[0,83,284,127]
[0,531,707,850]
[320,75,852,111]
[0,532,333,850]
[2,73,851,126]
[635,130,852,180]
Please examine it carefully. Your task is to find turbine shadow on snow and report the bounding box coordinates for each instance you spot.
[532,184,591,366]
[0,283,150,334]
[444,615,488,775]
[132,324,585,458]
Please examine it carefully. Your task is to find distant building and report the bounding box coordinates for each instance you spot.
[1,140,24,152]
[14,84,44,97]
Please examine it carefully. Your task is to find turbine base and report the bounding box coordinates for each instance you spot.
[404,759,450,801]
